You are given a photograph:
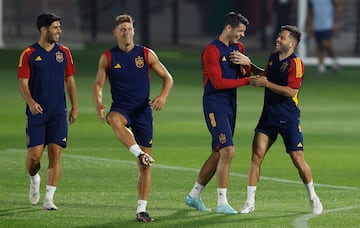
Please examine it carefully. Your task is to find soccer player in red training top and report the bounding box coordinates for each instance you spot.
[239,25,323,215]
[93,14,173,222]
[185,12,263,214]
[18,13,78,210]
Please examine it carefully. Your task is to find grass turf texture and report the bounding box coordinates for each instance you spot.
[1,46,360,227]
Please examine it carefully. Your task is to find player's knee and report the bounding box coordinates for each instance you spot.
[107,112,127,126]
[48,150,62,160]
[219,146,235,160]
[106,112,115,123]
[106,113,120,126]
[251,151,264,164]
[28,154,41,164]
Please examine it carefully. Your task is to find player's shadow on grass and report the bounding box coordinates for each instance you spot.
[75,208,307,227]
[0,206,40,216]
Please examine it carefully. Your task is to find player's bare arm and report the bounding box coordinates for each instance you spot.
[93,54,108,122]
[18,78,43,115]
[250,63,266,76]
[250,76,298,97]
[147,49,173,111]
[65,76,78,124]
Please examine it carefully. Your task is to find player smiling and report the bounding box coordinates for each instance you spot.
[240,25,323,215]
[18,13,78,210]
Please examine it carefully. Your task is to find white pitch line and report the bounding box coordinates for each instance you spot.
[62,153,360,191]
[293,205,360,228]
[4,148,360,228]
[5,148,359,191]
[62,153,360,228]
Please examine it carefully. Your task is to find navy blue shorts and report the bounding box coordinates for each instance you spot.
[109,103,153,148]
[255,120,304,152]
[203,98,236,152]
[26,113,68,148]
[314,30,333,42]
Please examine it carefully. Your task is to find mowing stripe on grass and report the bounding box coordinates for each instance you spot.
[63,153,360,191]
[61,153,360,228]
[6,148,360,191]
[5,149,360,227]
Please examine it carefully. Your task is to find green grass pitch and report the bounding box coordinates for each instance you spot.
[1,46,359,227]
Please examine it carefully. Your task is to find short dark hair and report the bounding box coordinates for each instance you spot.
[224,12,249,28]
[281,25,301,44]
[36,13,61,30]
[113,14,134,29]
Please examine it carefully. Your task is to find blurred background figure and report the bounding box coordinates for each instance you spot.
[306,0,341,74]
[2,0,359,65]
[269,0,294,41]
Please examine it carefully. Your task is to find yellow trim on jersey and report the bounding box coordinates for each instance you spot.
[292,90,299,106]
[291,58,303,106]
[68,50,75,64]
[293,57,303,78]
[61,45,75,64]
[18,48,31,67]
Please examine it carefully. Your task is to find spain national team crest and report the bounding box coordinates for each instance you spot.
[280,61,288,72]
[219,133,227,144]
[55,51,64,63]
[135,56,144,68]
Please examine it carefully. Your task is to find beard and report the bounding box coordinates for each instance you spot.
[229,36,240,45]
[275,43,290,53]
[45,31,57,44]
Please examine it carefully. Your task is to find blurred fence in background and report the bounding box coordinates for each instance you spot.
[1,0,359,58]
